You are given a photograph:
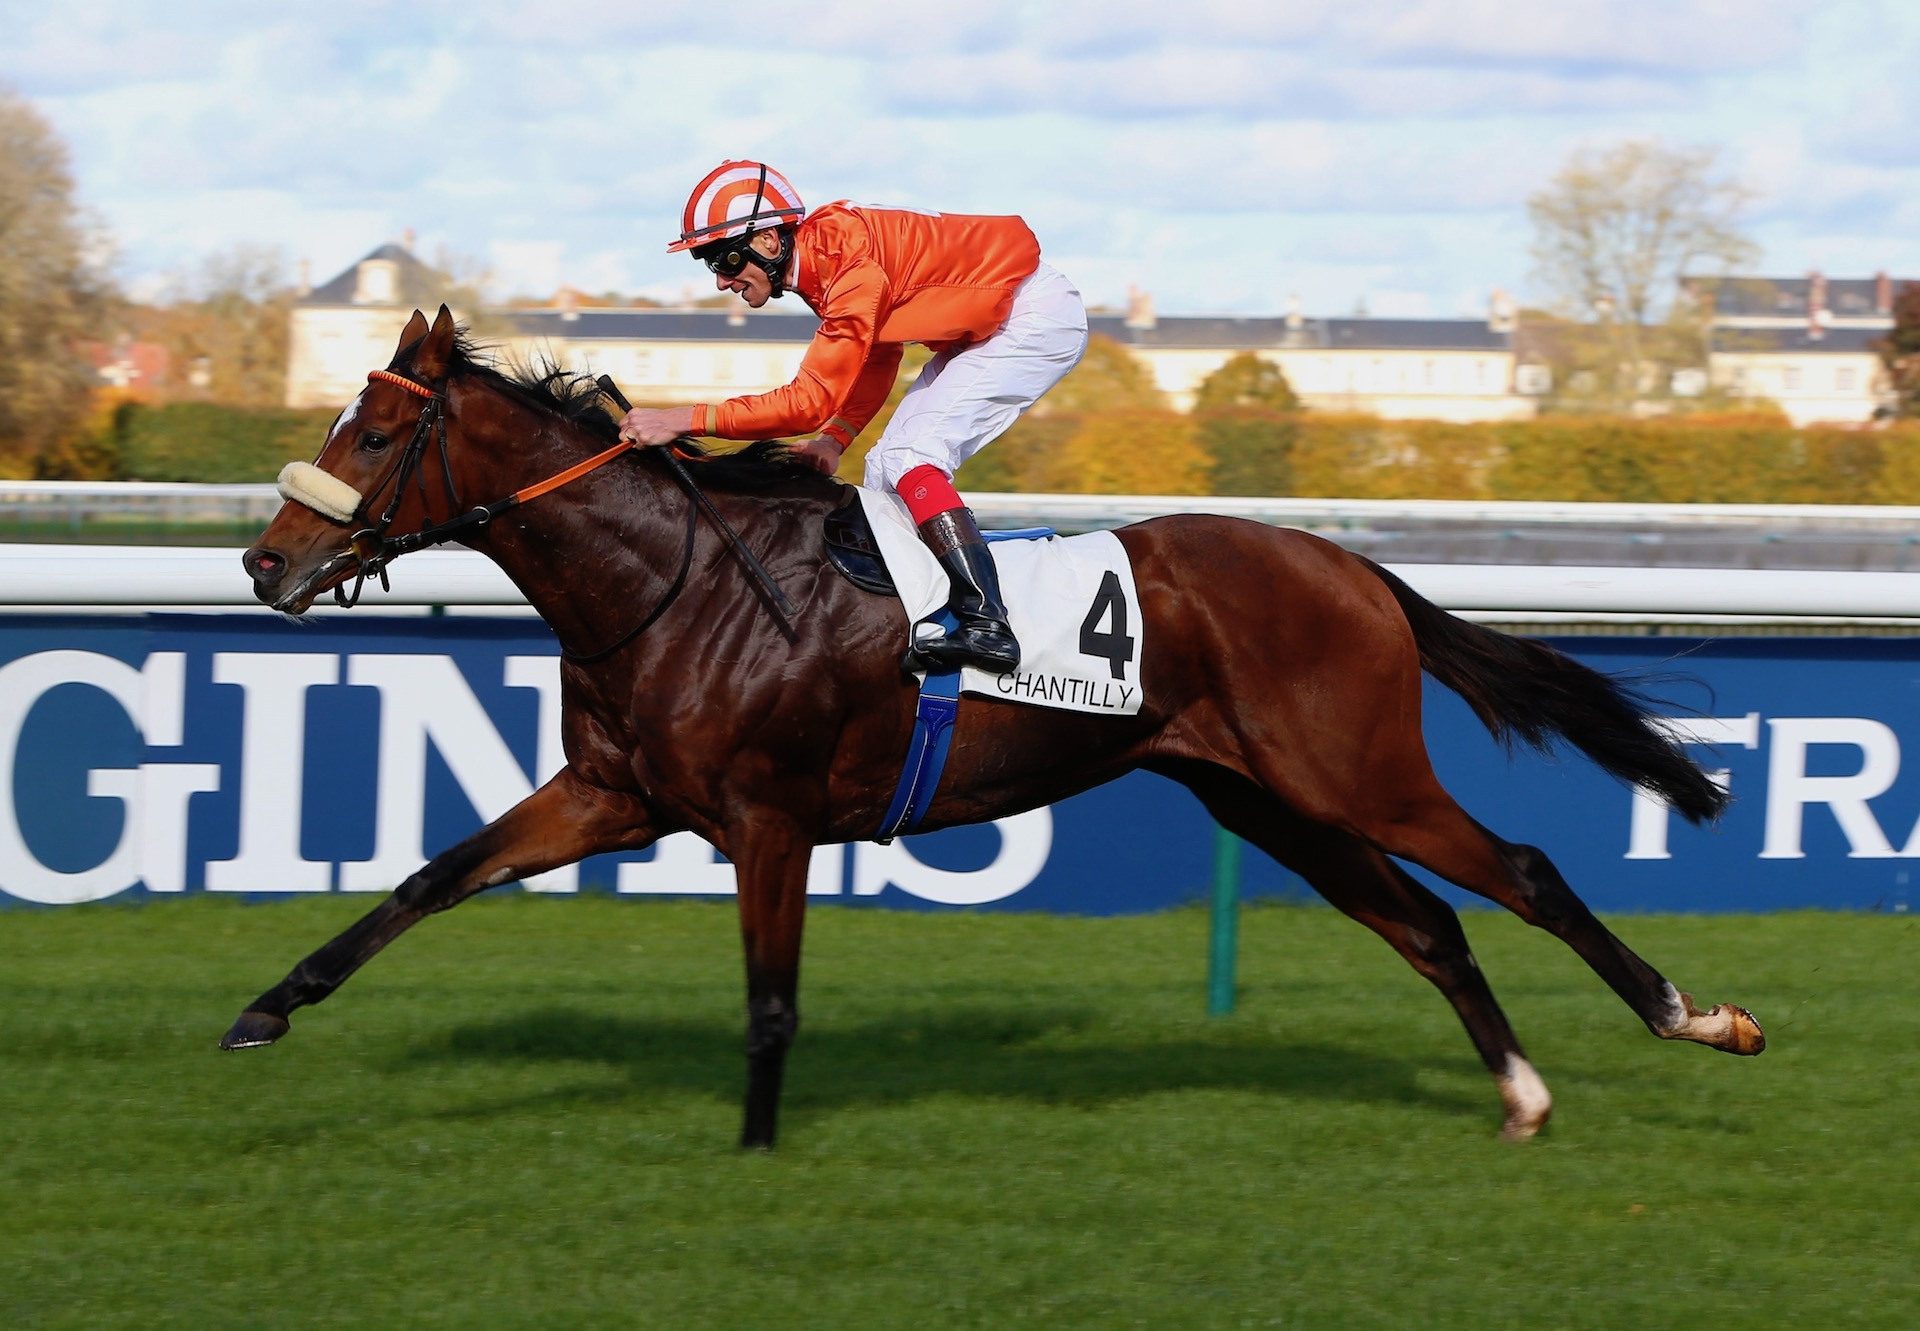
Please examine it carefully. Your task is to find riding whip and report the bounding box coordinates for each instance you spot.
[597,375,799,629]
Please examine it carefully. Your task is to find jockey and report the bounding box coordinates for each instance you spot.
[616,160,1089,675]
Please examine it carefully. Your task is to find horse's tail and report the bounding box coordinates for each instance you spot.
[1358,557,1728,824]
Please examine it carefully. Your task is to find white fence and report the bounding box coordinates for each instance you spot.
[5,483,1920,621]
[8,481,1920,536]
[7,544,1920,622]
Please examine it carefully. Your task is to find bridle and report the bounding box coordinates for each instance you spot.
[286,367,697,661]
[325,369,461,608]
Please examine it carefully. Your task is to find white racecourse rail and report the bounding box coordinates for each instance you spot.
[5,544,1920,620]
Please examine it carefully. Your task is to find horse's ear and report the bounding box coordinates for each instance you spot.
[411,304,457,382]
[393,309,429,360]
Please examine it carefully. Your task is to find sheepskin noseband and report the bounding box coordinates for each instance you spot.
[278,461,363,523]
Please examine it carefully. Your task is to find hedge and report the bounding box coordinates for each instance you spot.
[1204,411,1920,506]
[49,398,1920,505]
[114,403,340,483]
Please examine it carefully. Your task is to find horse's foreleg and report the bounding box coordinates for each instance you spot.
[723,819,815,1150]
[220,769,658,1049]
[1182,767,1551,1139]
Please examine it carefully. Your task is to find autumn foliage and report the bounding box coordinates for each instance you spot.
[1255,411,1920,505]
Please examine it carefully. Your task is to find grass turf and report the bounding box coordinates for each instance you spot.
[0,896,1912,1330]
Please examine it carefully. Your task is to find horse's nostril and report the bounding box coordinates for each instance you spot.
[244,547,287,585]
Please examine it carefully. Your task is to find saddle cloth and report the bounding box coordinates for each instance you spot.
[852,487,1146,716]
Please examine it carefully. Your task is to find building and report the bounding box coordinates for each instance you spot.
[285,243,477,409]
[1103,288,1531,421]
[1684,273,1908,425]
[288,243,1539,421]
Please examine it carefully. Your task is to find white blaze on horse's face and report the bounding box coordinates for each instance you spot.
[277,392,371,522]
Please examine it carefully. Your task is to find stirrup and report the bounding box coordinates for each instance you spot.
[903,619,1021,675]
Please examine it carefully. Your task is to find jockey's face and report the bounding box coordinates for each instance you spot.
[713,229,784,308]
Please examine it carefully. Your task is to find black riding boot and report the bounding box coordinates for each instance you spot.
[905,508,1021,674]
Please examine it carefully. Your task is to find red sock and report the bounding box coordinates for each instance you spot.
[896,465,963,525]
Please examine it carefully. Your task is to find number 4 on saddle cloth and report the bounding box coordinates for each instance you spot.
[824,488,1148,842]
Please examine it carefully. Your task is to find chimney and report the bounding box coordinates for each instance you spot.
[295,259,311,298]
[558,286,580,322]
[401,227,417,252]
[1124,284,1156,331]
[1807,270,1827,337]
[1488,287,1517,334]
[1877,270,1893,315]
[1285,292,1304,331]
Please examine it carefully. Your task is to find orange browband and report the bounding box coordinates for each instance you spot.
[367,369,437,399]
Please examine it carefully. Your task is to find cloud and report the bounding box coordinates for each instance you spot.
[1360,0,1811,73]
[868,48,1696,121]
[0,0,1903,319]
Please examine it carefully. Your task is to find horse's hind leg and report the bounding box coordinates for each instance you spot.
[1180,767,1551,1139]
[1366,782,1764,1057]
[221,770,658,1049]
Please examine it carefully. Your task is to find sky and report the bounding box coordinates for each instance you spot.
[5,0,1919,320]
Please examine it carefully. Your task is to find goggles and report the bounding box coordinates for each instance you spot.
[698,240,754,279]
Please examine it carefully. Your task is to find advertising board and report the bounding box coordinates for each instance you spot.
[2,614,1914,913]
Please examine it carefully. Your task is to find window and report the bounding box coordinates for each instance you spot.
[1784,366,1803,391]
[1837,366,1857,392]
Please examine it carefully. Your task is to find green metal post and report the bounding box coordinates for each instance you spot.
[1207,825,1242,1016]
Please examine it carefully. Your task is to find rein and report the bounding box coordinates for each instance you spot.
[286,368,698,659]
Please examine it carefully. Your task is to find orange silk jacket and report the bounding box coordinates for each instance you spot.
[699,203,1041,446]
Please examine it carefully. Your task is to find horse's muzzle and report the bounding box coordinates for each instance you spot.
[243,546,286,599]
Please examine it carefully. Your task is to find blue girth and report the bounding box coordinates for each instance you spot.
[872,527,1053,844]
[873,611,962,845]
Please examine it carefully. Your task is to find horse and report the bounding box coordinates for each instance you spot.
[224,306,1764,1148]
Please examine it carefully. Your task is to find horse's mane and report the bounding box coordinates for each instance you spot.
[436,332,824,492]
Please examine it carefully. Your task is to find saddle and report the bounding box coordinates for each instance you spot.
[823,491,897,596]
[822,490,1053,597]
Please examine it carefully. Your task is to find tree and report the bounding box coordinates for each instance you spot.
[1527,140,1756,408]
[1027,411,1209,495]
[1874,282,1920,418]
[1193,351,1299,413]
[1193,352,1301,496]
[148,247,296,406]
[1041,335,1167,416]
[0,90,111,476]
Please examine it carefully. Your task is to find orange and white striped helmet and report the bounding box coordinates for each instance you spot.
[667,160,806,254]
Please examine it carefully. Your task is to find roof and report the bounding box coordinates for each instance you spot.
[504,307,1511,352]
[505,308,823,343]
[299,244,455,308]
[1687,275,1910,322]
[300,244,1514,352]
[1090,314,1509,351]
[1709,326,1886,355]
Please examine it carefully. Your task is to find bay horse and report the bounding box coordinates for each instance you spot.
[224,306,1764,1147]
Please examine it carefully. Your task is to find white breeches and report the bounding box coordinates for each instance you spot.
[861,261,1089,494]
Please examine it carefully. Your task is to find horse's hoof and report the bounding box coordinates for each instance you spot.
[1497,1054,1552,1141]
[1674,992,1766,1056]
[1713,1003,1766,1056]
[220,1011,289,1050]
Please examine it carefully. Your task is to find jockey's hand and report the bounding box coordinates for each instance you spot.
[792,434,847,476]
[617,406,696,447]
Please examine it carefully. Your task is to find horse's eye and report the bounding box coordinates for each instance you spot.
[360,431,391,455]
